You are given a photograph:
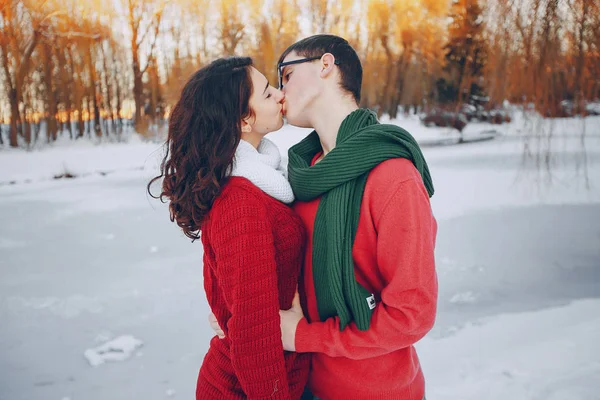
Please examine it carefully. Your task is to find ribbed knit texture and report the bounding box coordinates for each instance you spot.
[293,158,438,400]
[231,138,295,204]
[288,108,434,331]
[196,177,310,399]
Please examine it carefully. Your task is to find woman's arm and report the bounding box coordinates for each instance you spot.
[210,193,291,399]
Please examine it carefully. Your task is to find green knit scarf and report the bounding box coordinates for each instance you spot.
[288,108,434,331]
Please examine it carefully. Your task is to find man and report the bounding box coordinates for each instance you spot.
[212,34,437,400]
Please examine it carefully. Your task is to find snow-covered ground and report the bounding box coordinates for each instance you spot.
[1,113,599,400]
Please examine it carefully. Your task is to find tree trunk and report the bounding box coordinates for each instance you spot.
[77,100,85,138]
[379,33,394,117]
[86,98,92,137]
[58,45,73,139]
[573,0,589,115]
[100,42,114,135]
[66,112,73,139]
[128,1,162,135]
[114,58,123,138]
[129,1,145,134]
[111,50,123,138]
[148,60,160,125]
[34,120,41,145]
[132,40,144,132]
[24,116,31,147]
[1,45,20,146]
[42,42,59,142]
[9,88,20,147]
[86,43,102,137]
[536,0,559,115]
[390,48,411,120]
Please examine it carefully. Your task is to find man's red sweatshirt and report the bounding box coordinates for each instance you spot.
[293,157,438,400]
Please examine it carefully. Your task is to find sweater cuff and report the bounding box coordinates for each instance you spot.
[295,318,319,353]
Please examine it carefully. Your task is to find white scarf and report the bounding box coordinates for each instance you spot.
[230,138,295,204]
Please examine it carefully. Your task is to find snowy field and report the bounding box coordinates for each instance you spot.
[1,113,599,400]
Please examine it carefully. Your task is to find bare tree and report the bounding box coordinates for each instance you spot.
[0,1,57,147]
[219,0,245,56]
[40,40,59,141]
[127,0,164,135]
[568,0,594,114]
[253,0,300,84]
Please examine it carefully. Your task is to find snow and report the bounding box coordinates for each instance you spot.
[418,299,600,400]
[84,335,144,367]
[1,111,599,399]
[0,133,163,185]
[587,102,600,115]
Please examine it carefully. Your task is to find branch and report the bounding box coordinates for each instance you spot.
[17,9,67,55]
[137,6,163,47]
[34,0,51,11]
[136,19,154,46]
[38,10,67,25]
[140,11,163,75]
[0,39,15,92]
[45,31,103,40]
[16,29,40,88]
[513,6,527,44]
[128,0,140,35]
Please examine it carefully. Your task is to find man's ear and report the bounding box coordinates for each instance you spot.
[320,53,337,79]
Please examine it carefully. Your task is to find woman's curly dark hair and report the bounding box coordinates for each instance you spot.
[148,57,255,240]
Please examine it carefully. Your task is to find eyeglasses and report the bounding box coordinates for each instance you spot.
[277,55,341,89]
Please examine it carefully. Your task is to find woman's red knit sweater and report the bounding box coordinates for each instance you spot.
[196,177,310,399]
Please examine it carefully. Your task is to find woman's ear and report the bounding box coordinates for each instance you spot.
[241,118,252,133]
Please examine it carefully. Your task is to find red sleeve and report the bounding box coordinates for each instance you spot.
[294,177,438,360]
[211,191,291,399]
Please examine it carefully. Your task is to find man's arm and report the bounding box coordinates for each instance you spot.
[283,177,437,360]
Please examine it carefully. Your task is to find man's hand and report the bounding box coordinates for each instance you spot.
[279,290,305,352]
[208,312,225,339]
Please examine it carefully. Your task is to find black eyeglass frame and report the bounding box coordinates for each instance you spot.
[277,55,341,89]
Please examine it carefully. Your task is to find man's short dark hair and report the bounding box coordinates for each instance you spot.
[278,34,362,104]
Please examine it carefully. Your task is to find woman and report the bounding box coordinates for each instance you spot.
[148,57,310,399]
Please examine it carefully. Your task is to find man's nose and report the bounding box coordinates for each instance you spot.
[276,90,285,103]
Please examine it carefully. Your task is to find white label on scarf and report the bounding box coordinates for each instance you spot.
[366,294,376,310]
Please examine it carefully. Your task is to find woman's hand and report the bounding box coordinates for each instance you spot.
[208,312,225,339]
